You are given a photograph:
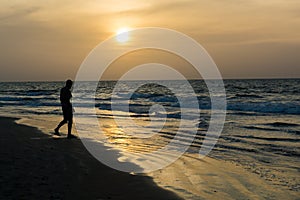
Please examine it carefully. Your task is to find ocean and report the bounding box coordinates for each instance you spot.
[0,79,299,191]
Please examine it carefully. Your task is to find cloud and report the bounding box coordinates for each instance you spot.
[0,6,40,22]
[113,0,194,16]
[0,0,299,80]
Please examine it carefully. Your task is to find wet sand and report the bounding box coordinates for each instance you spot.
[1,117,299,200]
[150,153,299,200]
[0,117,181,200]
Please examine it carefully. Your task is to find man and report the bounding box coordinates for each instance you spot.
[54,79,77,138]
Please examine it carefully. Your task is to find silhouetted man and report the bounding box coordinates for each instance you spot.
[54,79,76,138]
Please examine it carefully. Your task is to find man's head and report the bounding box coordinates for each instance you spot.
[66,79,73,89]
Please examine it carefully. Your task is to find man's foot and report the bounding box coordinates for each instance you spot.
[53,128,61,136]
[67,134,77,139]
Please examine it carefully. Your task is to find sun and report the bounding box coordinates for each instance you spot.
[116,27,130,43]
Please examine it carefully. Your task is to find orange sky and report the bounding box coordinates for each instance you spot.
[0,0,300,81]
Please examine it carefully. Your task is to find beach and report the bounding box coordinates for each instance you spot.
[150,153,299,199]
[1,0,300,199]
[0,79,299,199]
[1,116,299,199]
[0,117,181,200]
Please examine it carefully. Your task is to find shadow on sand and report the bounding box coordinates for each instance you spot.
[0,117,182,200]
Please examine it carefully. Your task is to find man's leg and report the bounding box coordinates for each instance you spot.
[67,120,72,137]
[54,119,67,135]
[67,114,76,138]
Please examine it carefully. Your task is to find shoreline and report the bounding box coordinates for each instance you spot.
[1,116,299,199]
[0,117,182,200]
[149,153,299,200]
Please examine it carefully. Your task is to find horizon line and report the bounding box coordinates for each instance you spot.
[1,77,300,82]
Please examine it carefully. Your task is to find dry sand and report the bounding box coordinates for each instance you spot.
[0,117,181,200]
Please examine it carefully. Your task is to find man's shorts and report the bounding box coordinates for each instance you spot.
[62,105,73,122]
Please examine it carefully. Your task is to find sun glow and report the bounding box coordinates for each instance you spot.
[116,27,130,43]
